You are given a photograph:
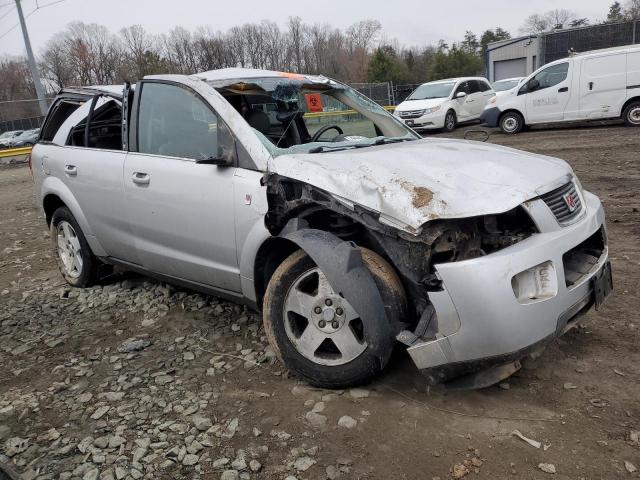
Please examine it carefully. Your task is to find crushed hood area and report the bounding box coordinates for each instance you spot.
[268,138,573,233]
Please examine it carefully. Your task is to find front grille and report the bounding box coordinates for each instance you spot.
[399,109,425,119]
[540,181,583,224]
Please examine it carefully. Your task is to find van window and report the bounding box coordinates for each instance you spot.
[137,82,219,160]
[478,80,492,92]
[530,63,569,90]
[454,81,470,96]
[467,81,480,94]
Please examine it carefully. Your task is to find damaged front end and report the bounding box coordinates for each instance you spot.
[264,174,548,388]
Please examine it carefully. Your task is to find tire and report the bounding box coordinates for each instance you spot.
[499,111,524,134]
[443,110,457,132]
[622,101,640,127]
[263,247,407,388]
[50,207,99,287]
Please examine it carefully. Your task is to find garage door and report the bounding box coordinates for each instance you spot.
[494,58,527,81]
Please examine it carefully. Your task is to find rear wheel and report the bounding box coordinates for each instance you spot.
[500,111,524,134]
[443,110,457,132]
[623,101,640,127]
[51,207,99,287]
[263,248,407,388]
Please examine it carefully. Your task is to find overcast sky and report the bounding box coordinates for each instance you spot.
[0,0,609,57]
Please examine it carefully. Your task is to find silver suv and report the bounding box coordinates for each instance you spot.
[31,69,612,389]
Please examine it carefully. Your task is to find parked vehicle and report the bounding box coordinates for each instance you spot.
[481,45,640,134]
[0,130,24,149]
[31,69,611,389]
[8,128,40,147]
[394,77,495,132]
[491,77,525,95]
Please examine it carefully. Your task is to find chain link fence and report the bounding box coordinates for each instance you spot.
[0,83,428,134]
[0,98,49,135]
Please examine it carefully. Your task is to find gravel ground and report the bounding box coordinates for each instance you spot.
[0,123,639,479]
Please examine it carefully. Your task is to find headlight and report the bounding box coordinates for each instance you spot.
[487,95,497,106]
[425,105,441,114]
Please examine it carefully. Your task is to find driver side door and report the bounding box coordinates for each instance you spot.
[124,80,241,292]
[523,62,572,123]
[452,81,473,121]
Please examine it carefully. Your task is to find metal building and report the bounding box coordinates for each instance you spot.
[487,20,640,82]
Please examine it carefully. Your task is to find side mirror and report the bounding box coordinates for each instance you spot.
[456,91,467,99]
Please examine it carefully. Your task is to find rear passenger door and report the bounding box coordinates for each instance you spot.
[124,80,241,292]
[46,95,134,262]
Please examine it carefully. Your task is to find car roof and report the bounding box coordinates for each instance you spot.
[420,77,488,85]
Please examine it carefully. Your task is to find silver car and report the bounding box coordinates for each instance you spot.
[31,69,612,389]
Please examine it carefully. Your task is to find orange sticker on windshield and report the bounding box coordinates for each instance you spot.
[305,93,323,112]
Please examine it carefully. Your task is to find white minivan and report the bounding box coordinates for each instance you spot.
[481,45,640,133]
[394,77,494,132]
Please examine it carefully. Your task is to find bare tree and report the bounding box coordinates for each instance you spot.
[625,0,640,19]
[520,9,578,33]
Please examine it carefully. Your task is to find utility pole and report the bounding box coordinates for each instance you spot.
[15,0,48,116]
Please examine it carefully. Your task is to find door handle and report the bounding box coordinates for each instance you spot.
[588,82,594,91]
[558,87,569,93]
[64,164,77,176]
[132,172,150,185]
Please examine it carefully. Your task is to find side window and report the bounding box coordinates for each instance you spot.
[454,82,469,96]
[479,80,492,92]
[467,81,480,94]
[66,99,123,150]
[531,63,569,90]
[138,82,218,160]
[41,100,82,142]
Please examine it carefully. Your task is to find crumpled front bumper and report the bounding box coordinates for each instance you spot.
[406,190,609,378]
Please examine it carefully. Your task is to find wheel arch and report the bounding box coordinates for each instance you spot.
[40,177,108,257]
[498,108,525,124]
[253,236,300,310]
[621,96,640,116]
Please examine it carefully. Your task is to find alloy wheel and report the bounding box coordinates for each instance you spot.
[56,220,83,279]
[282,267,367,366]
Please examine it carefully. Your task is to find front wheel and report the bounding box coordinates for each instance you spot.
[500,111,525,134]
[263,248,407,388]
[623,101,640,127]
[51,207,99,287]
[443,110,457,132]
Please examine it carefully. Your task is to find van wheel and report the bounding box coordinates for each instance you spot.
[443,111,457,132]
[263,248,407,388]
[500,112,524,134]
[623,101,640,127]
[51,207,99,287]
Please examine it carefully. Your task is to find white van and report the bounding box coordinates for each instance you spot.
[394,77,494,132]
[480,45,640,134]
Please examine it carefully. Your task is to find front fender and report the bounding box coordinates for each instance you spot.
[281,225,393,355]
[40,175,108,257]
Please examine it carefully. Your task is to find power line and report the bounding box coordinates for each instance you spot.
[0,0,68,41]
